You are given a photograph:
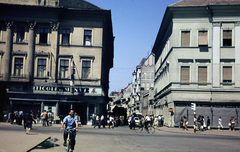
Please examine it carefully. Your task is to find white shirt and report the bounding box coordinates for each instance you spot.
[101,115,104,121]
[110,116,114,121]
[146,116,150,121]
[218,118,222,124]
[158,116,162,120]
[96,116,99,121]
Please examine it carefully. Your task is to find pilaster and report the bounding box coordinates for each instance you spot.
[234,22,240,87]
[2,20,14,81]
[27,21,37,81]
[212,22,221,88]
[50,22,60,82]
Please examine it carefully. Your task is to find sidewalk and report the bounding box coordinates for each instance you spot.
[0,122,50,152]
[156,126,240,137]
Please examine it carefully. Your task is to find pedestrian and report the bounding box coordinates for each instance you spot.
[161,115,164,126]
[109,115,114,129]
[230,117,235,131]
[154,116,158,126]
[218,116,223,131]
[94,115,99,128]
[99,114,105,128]
[41,110,47,127]
[60,109,78,152]
[202,116,206,131]
[55,114,60,124]
[6,111,11,123]
[92,113,96,126]
[158,115,162,127]
[130,114,135,130]
[207,116,211,130]
[36,110,41,123]
[24,111,34,135]
[18,110,23,125]
[10,111,14,124]
[228,117,232,131]
[179,116,183,129]
[14,110,19,124]
[144,114,151,132]
[75,112,81,127]
[183,116,188,131]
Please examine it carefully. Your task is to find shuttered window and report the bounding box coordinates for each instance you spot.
[198,31,208,46]
[223,66,232,83]
[223,30,232,46]
[181,31,190,47]
[181,66,190,82]
[198,66,207,83]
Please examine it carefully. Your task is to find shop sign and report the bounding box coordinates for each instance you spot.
[33,85,101,94]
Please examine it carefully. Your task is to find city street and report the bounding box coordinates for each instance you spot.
[0,123,240,152]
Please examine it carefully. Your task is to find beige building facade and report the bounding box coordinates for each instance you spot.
[0,0,114,124]
[152,0,240,127]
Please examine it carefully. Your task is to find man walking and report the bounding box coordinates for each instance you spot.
[61,109,78,152]
[94,115,99,128]
[99,114,105,128]
[41,110,47,127]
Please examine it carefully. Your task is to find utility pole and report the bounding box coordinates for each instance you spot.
[191,103,196,133]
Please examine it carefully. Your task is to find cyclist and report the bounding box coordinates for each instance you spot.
[61,109,79,152]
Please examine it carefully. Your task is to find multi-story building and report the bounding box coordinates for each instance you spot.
[131,54,155,115]
[0,0,114,124]
[152,0,240,127]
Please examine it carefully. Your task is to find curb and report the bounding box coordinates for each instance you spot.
[156,128,240,137]
[25,136,51,152]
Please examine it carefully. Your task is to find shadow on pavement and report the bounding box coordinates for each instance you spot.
[34,138,59,150]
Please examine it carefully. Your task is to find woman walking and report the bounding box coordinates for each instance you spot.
[218,116,223,131]
[24,111,34,135]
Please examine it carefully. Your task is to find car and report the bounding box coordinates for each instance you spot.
[128,117,141,126]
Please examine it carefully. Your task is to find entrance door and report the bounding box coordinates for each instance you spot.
[75,103,87,125]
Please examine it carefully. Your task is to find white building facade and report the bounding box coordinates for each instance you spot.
[152,0,240,127]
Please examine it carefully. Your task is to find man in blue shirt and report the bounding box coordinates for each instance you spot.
[61,109,78,152]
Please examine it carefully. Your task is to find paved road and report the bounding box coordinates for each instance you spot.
[1,123,240,152]
[29,125,240,152]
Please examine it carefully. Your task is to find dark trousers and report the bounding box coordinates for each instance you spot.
[99,120,105,128]
[130,121,135,129]
[64,130,76,150]
[94,120,99,128]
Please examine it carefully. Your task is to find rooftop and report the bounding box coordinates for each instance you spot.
[170,0,240,7]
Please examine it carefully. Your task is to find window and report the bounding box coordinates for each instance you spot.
[84,30,92,46]
[62,28,70,45]
[82,61,91,78]
[16,26,25,43]
[60,60,69,78]
[181,31,190,47]
[14,58,23,76]
[37,59,46,77]
[223,30,232,46]
[198,31,208,46]
[181,66,189,82]
[198,66,207,83]
[223,66,232,82]
[40,28,48,44]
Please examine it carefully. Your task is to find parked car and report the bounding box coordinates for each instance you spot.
[128,117,140,126]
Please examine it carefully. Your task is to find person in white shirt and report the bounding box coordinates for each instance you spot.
[109,115,114,129]
[158,115,162,127]
[94,115,99,128]
[99,115,105,128]
[218,116,223,131]
[144,115,151,133]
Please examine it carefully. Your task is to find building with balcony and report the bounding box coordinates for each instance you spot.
[152,0,240,127]
[0,0,114,124]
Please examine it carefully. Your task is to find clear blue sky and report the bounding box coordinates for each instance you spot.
[87,0,178,94]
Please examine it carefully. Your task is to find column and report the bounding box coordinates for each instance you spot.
[2,21,14,81]
[41,101,44,112]
[50,22,60,83]
[27,21,37,81]
[235,22,240,87]
[56,102,59,115]
[87,104,89,124]
[212,22,221,88]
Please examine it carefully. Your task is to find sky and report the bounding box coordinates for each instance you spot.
[87,0,179,94]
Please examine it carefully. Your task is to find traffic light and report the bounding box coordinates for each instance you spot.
[191,103,196,111]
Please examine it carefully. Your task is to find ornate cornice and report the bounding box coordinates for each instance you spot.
[50,22,60,31]
[27,21,37,30]
[5,20,14,29]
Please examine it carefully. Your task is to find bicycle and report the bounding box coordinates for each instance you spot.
[135,122,155,134]
[65,129,76,152]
